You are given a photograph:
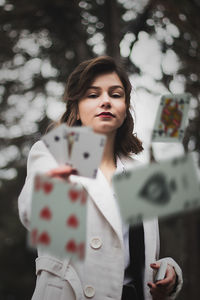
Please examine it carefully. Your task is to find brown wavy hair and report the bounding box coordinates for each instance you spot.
[59,55,143,157]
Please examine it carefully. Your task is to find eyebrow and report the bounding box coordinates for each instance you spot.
[87,85,124,90]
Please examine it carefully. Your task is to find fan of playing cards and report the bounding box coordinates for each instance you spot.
[28,124,106,260]
[42,124,107,178]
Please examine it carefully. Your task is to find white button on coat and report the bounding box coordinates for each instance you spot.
[84,285,95,298]
[90,237,102,249]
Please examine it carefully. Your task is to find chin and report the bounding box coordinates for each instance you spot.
[93,126,117,136]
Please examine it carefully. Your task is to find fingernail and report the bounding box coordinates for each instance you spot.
[151,263,156,266]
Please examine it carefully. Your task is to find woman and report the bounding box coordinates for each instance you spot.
[18,56,182,300]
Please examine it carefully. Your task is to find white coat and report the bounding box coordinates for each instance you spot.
[18,141,183,300]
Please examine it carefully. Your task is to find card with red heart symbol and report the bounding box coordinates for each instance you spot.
[29,174,88,261]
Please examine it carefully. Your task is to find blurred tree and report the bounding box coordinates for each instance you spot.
[0,0,199,299]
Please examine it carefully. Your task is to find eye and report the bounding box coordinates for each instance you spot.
[112,93,121,98]
[87,93,98,98]
[109,88,125,98]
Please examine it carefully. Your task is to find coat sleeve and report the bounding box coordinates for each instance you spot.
[156,257,183,300]
[18,140,58,230]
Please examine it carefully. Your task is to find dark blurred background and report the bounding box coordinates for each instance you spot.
[0,0,200,299]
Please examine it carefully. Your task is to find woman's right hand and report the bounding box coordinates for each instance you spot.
[46,165,78,180]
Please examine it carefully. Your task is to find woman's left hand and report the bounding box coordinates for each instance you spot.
[147,262,177,300]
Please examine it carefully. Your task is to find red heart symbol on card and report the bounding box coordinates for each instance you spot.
[68,189,80,202]
[67,215,79,228]
[43,182,53,194]
[66,240,77,253]
[40,206,52,220]
[38,232,51,245]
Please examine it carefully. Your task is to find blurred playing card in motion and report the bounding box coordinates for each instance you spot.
[29,174,88,261]
[152,93,191,142]
[112,154,200,225]
[42,125,106,178]
[42,124,67,165]
[152,143,185,162]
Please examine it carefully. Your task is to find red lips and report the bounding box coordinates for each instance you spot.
[97,112,115,117]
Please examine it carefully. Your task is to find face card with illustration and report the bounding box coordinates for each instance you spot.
[64,126,106,178]
[112,154,200,225]
[29,174,88,261]
[63,126,90,165]
[42,124,67,165]
[152,93,191,142]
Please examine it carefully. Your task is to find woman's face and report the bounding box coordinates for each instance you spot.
[77,72,127,137]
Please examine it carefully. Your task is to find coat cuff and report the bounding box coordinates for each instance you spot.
[157,257,183,299]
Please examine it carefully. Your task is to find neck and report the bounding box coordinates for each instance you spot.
[100,133,116,183]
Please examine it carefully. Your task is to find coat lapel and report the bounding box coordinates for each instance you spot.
[70,156,141,246]
[76,171,123,246]
[70,157,127,246]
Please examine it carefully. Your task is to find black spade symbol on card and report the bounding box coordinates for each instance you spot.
[83,152,90,159]
[54,135,60,142]
[139,173,172,205]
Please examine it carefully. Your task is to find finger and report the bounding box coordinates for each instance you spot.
[47,165,73,175]
[156,265,176,287]
[148,285,167,299]
[47,165,78,177]
[149,284,172,299]
[147,282,157,289]
[150,262,161,270]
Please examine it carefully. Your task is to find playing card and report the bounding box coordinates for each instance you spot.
[42,124,106,178]
[112,154,200,225]
[152,93,191,142]
[155,261,167,282]
[42,124,67,165]
[62,126,91,165]
[64,127,106,178]
[152,143,185,162]
[29,174,88,261]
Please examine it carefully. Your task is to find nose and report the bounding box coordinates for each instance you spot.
[99,92,111,108]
